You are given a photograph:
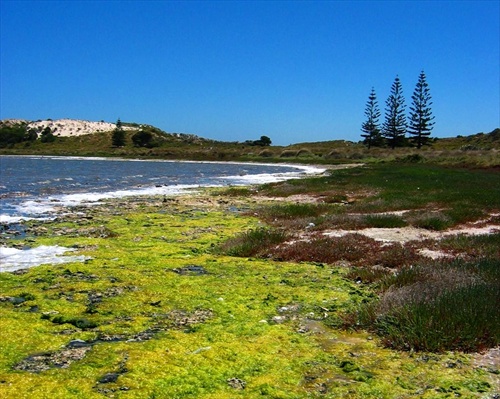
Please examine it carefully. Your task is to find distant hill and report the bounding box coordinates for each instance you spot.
[1,118,498,166]
[431,128,500,150]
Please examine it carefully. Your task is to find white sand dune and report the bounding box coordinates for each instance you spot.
[27,119,135,137]
[2,118,135,137]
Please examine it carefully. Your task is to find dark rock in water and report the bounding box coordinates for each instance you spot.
[9,297,26,305]
[99,372,120,384]
[67,339,91,348]
[171,265,208,275]
[11,268,29,275]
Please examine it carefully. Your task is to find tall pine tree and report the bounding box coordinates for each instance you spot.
[361,87,382,148]
[408,71,435,148]
[383,76,407,149]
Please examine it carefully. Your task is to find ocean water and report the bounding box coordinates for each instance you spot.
[0,155,323,222]
[0,156,324,271]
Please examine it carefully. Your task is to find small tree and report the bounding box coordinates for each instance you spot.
[408,71,435,148]
[112,118,126,147]
[383,76,407,149]
[40,126,56,143]
[361,87,382,148]
[132,130,154,147]
[257,135,272,146]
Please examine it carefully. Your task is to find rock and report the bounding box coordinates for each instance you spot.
[8,297,26,305]
[14,346,92,372]
[191,346,211,355]
[99,372,120,384]
[66,339,90,348]
[271,315,287,324]
[227,377,246,390]
[171,265,208,275]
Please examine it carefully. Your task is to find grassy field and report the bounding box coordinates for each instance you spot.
[1,161,499,398]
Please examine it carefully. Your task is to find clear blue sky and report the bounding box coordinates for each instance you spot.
[1,0,499,145]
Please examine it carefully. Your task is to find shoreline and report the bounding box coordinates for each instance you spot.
[0,165,498,398]
[0,156,328,225]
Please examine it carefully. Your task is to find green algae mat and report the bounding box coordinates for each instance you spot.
[0,193,497,398]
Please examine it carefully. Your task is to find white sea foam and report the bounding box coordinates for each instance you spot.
[9,184,203,218]
[0,214,52,224]
[219,164,326,184]
[9,164,324,217]
[1,160,325,270]
[0,245,91,272]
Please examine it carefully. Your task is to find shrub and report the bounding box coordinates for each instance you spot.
[406,211,452,230]
[371,243,423,269]
[349,258,500,352]
[270,234,379,265]
[374,283,499,352]
[259,149,274,157]
[218,227,288,257]
[279,150,298,157]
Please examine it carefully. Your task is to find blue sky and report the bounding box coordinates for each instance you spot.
[1,0,499,145]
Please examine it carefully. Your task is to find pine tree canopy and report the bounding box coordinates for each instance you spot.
[408,71,435,148]
[383,76,407,149]
[361,87,382,148]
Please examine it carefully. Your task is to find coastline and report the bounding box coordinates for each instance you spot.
[0,189,496,398]
[0,156,327,224]
[0,166,498,398]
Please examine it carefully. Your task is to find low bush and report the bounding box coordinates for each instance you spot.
[363,214,407,228]
[373,283,499,352]
[270,234,379,265]
[349,258,500,352]
[259,203,332,220]
[406,211,452,231]
[217,227,288,257]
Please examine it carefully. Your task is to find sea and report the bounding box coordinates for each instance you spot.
[0,155,324,271]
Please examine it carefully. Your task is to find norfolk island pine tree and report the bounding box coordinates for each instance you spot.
[408,71,435,148]
[383,76,407,149]
[361,87,383,148]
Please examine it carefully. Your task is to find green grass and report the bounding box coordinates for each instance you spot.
[259,203,332,220]
[260,163,500,226]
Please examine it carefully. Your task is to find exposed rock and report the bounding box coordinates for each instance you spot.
[14,345,92,373]
[98,372,120,384]
[227,377,246,390]
[171,265,208,275]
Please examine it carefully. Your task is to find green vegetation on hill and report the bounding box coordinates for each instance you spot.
[0,119,499,167]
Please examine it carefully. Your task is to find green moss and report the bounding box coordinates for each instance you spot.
[0,193,495,398]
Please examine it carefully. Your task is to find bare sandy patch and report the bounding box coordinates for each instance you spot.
[26,119,135,137]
